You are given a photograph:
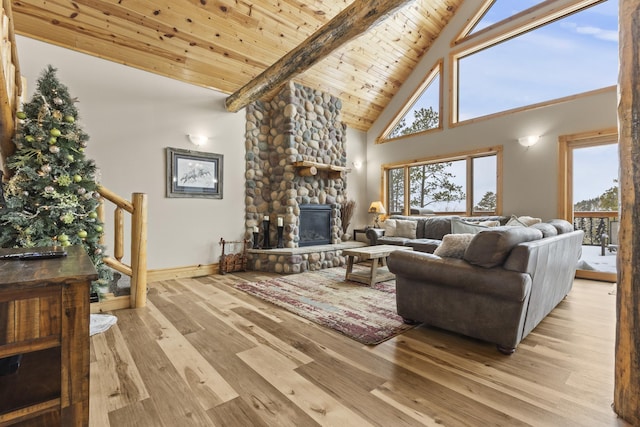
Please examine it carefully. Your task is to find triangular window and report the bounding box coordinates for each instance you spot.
[468,0,548,35]
[380,60,441,141]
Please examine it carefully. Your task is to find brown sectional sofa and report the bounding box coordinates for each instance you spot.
[387,219,584,353]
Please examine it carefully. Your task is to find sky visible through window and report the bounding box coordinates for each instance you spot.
[404,1,619,212]
[573,144,618,206]
[459,0,618,121]
[471,0,547,33]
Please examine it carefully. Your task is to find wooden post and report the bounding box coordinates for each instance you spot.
[614,0,640,424]
[129,193,148,309]
[114,207,124,261]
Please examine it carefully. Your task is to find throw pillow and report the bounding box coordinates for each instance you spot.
[395,219,417,239]
[463,227,544,268]
[479,220,501,227]
[434,233,475,258]
[506,215,527,227]
[547,219,574,234]
[451,218,491,234]
[506,215,542,227]
[383,219,397,237]
[517,216,542,226]
[530,222,558,238]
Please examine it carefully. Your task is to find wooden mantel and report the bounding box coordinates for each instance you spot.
[292,160,351,180]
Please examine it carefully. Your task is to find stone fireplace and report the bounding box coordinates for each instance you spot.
[244,81,356,273]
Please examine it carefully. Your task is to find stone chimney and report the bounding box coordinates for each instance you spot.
[244,81,348,248]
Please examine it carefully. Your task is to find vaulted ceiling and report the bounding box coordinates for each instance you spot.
[11,0,462,131]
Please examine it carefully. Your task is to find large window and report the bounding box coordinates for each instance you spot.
[454,0,617,122]
[384,148,501,216]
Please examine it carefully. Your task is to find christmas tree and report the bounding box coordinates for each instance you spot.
[0,65,111,295]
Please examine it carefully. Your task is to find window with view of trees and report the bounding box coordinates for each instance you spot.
[385,148,501,215]
[454,0,617,122]
[379,61,442,141]
[573,143,618,212]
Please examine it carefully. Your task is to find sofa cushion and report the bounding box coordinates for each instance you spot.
[423,216,458,240]
[434,234,475,258]
[377,236,411,246]
[451,218,498,234]
[406,239,441,254]
[396,219,417,238]
[530,222,558,238]
[463,226,544,268]
[383,219,397,237]
[506,215,542,227]
[547,219,574,234]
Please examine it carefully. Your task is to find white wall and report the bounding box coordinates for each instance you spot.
[16,36,369,270]
[366,1,617,221]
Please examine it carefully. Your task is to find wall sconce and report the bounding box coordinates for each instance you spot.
[518,135,539,148]
[352,160,362,170]
[368,201,386,228]
[187,134,208,146]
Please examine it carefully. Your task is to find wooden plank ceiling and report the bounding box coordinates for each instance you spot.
[11,0,461,131]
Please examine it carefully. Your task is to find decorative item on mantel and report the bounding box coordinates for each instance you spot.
[219,238,249,274]
[252,226,260,249]
[277,216,284,248]
[262,216,271,249]
[368,201,386,228]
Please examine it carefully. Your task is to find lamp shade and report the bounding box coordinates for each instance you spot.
[368,201,386,214]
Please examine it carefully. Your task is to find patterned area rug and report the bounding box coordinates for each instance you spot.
[234,265,413,345]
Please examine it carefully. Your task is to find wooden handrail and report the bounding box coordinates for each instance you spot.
[573,211,618,219]
[97,186,148,309]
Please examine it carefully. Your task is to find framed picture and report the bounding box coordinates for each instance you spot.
[166,147,223,199]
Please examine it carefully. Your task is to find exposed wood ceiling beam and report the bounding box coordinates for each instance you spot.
[224,0,416,112]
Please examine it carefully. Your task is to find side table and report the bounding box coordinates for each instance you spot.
[353,227,370,241]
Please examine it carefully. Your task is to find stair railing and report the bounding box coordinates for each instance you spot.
[97,186,148,309]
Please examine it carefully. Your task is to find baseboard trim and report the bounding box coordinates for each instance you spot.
[91,294,130,313]
[147,263,220,282]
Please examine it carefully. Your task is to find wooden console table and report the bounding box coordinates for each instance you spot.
[343,245,413,286]
[0,246,97,426]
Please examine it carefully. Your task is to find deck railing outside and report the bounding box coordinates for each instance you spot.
[573,211,619,247]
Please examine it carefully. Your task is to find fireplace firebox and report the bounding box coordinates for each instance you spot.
[299,204,331,247]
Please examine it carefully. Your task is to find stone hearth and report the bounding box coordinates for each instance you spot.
[244,81,351,273]
[246,241,366,274]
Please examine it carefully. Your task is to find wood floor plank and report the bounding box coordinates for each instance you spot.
[107,398,165,427]
[237,345,375,426]
[90,324,149,412]
[176,294,321,426]
[88,273,630,426]
[206,397,271,427]
[141,298,239,409]
[296,360,427,427]
[114,309,215,426]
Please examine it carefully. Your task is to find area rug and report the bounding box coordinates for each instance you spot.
[234,265,413,345]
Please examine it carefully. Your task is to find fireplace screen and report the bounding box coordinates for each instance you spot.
[299,204,331,246]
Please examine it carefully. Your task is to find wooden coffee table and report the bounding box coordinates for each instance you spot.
[342,245,413,286]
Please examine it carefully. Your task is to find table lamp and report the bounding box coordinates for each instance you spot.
[368,201,386,228]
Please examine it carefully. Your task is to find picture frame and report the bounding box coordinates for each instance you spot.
[166,147,223,199]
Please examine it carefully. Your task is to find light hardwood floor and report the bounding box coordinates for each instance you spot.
[89,272,629,426]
